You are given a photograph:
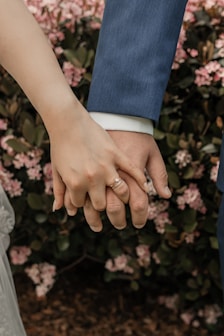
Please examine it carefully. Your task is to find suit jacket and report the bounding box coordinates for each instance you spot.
[87,0,188,121]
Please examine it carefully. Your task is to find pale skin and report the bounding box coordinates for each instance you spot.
[82,131,171,231]
[0,0,171,231]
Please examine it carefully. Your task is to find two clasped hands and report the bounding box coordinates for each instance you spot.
[50,103,171,232]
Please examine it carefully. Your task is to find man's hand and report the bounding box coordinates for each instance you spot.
[83,131,171,231]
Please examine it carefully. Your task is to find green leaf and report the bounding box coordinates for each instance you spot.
[185,290,199,301]
[168,171,181,189]
[0,104,9,117]
[35,124,47,147]
[183,221,198,233]
[27,193,44,210]
[30,240,42,251]
[187,278,198,289]
[84,49,94,68]
[6,138,29,153]
[35,213,48,224]
[63,49,82,67]
[182,166,195,179]
[165,224,178,233]
[107,239,122,257]
[57,235,70,251]
[22,119,35,144]
[183,209,196,225]
[209,236,219,250]
[154,128,166,140]
[130,280,139,291]
[166,134,179,149]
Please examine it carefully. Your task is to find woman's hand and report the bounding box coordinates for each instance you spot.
[49,102,149,231]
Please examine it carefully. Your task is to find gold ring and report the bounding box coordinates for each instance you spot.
[110,177,123,190]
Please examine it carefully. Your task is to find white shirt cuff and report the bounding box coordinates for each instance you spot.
[89,112,154,135]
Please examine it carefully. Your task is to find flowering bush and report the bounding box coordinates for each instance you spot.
[0,0,224,329]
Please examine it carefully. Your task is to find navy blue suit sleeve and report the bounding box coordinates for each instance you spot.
[87,0,188,121]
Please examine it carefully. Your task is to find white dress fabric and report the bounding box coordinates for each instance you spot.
[0,185,27,336]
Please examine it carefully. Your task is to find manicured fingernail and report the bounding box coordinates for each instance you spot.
[67,209,76,216]
[164,186,172,197]
[143,182,150,193]
[89,225,102,233]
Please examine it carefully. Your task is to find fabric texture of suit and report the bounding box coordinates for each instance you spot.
[87,0,188,121]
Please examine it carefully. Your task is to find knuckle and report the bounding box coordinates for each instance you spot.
[93,201,106,212]
[107,202,123,215]
[131,200,148,213]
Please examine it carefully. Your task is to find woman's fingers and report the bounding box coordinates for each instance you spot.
[64,188,78,216]
[52,164,65,211]
[83,196,103,232]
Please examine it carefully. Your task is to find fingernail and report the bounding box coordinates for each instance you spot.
[52,200,58,212]
[164,186,172,197]
[66,209,77,216]
[143,182,150,193]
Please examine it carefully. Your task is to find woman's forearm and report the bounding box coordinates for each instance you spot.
[0,0,82,133]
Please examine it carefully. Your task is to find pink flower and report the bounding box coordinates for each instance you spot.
[25,262,56,298]
[158,294,179,311]
[105,254,134,274]
[187,48,198,58]
[10,246,31,265]
[136,244,151,267]
[105,259,117,272]
[63,62,86,87]
[0,119,7,130]
[154,212,171,234]
[27,165,42,180]
[43,163,53,195]
[176,183,206,214]
[175,149,192,168]
[0,164,23,197]
[114,255,129,271]
[181,311,195,325]
[1,135,15,155]
[13,149,43,170]
[198,305,223,325]
[195,67,213,87]
[152,252,161,264]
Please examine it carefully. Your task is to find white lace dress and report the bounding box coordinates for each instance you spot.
[0,185,27,336]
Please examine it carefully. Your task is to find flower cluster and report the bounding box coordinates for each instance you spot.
[24,0,104,46]
[24,0,104,87]
[159,294,223,327]
[25,263,56,298]
[176,183,207,214]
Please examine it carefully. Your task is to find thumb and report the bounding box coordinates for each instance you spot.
[146,145,171,199]
[116,151,149,193]
[52,164,65,211]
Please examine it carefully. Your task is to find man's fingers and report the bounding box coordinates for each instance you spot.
[83,197,103,232]
[122,173,149,229]
[106,188,127,230]
[146,142,172,199]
